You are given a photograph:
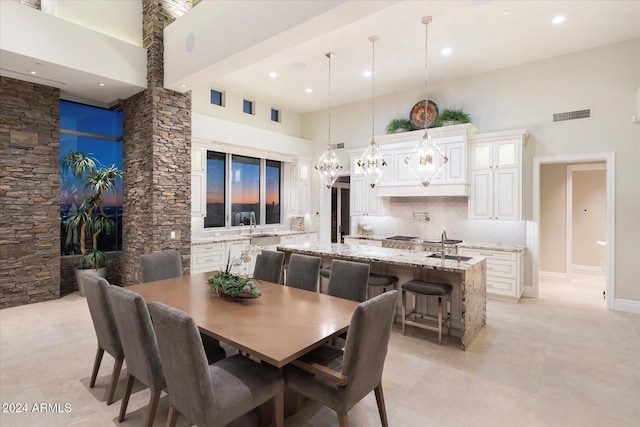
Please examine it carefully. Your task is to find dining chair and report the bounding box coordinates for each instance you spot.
[252,250,285,284]
[139,250,226,363]
[83,273,124,405]
[139,250,183,283]
[327,259,370,302]
[284,290,398,427]
[108,285,166,426]
[285,253,321,292]
[148,302,285,427]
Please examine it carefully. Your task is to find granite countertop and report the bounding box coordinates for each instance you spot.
[277,242,484,273]
[192,230,314,245]
[346,234,525,253]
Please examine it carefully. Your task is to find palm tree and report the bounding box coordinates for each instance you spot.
[63,151,122,269]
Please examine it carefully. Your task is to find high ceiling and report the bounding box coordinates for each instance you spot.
[3,1,638,112]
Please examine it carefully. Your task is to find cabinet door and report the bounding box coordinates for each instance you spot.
[494,140,519,168]
[471,142,493,170]
[351,175,367,215]
[470,170,493,219]
[289,164,300,213]
[494,167,519,220]
[299,181,310,214]
[191,171,205,217]
[445,141,467,184]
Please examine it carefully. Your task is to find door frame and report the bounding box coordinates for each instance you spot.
[531,152,615,309]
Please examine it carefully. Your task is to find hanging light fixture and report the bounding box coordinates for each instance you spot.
[315,52,343,189]
[358,35,387,189]
[404,16,448,187]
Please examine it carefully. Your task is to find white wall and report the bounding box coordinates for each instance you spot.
[301,38,640,302]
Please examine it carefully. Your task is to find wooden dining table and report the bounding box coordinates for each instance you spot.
[127,271,359,368]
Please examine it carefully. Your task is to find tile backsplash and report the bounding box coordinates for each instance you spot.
[352,196,526,246]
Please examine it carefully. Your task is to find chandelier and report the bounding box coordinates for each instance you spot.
[315,52,343,189]
[404,16,448,187]
[358,35,387,189]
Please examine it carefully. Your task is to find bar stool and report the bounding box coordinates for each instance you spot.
[320,268,397,298]
[401,279,452,345]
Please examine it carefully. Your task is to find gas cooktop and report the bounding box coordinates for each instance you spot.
[385,236,463,244]
[386,236,419,241]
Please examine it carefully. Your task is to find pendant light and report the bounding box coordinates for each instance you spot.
[404,16,448,187]
[358,35,387,188]
[315,52,343,189]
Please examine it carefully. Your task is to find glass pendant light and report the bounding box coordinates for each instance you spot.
[358,35,387,189]
[315,52,343,189]
[404,16,448,187]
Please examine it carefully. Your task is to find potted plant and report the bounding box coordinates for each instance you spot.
[432,109,471,127]
[208,251,261,300]
[385,118,412,134]
[62,151,122,296]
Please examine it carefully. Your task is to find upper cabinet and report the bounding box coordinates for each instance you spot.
[468,129,529,220]
[373,124,478,197]
[350,156,388,216]
[191,147,206,217]
[289,158,311,214]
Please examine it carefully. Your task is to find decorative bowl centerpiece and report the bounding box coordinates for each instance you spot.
[208,250,261,300]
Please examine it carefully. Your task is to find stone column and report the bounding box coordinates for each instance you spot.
[122,0,192,285]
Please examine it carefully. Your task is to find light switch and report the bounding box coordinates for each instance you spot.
[170,231,176,239]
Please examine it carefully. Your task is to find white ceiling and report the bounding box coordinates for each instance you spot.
[3,0,638,112]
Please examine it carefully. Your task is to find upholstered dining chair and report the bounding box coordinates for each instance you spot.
[139,250,183,283]
[139,250,226,363]
[285,253,321,292]
[326,259,370,302]
[148,302,285,427]
[108,285,166,427]
[83,273,124,405]
[252,250,285,284]
[284,290,398,427]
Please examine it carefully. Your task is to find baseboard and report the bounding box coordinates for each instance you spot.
[614,298,640,314]
[539,271,570,282]
[572,265,605,276]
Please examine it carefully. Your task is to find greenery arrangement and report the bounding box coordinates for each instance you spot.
[62,151,122,269]
[208,253,261,298]
[432,109,471,128]
[385,118,412,134]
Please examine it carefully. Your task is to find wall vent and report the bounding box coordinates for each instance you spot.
[330,143,345,149]
[553,109,591,122]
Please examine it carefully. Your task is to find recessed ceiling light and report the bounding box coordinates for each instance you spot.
[441,47,452,56]
[98,83,105,87]
[552,15,565,24]
[269,72,277,78]
[363,70,372,77]
[29,70,37,75]
[501,9,511,16]
[305,88,313,93]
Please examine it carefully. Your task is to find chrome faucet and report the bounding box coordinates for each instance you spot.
[441,230,447,260]
[249,211,256,234]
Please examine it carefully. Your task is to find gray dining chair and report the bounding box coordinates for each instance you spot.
[327,259,370,302]
[252,250,285,284]
[284,290,398,427]
[83,273,124,405]
[108,285,166,427]
[285,253,321,292]
[139,250,226,363]
[148,302,285,427]
[140,250,183,283]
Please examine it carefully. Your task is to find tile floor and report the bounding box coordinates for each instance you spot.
[1,275,638,426]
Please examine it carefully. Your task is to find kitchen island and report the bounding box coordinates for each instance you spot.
[277,242,486,350]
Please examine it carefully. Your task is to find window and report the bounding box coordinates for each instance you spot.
[204,151,226,228]
[204,151,281,228]
[271,108,280,123]
[210,89,224,106]
[243,99,254,115]
[60,100,123,255]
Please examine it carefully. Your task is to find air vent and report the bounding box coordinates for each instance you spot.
[553,109,590,122]
[330,143,344,149]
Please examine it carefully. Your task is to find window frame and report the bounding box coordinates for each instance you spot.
[210,89,225,107]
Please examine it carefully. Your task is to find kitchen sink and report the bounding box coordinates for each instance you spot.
[428,254,473,262]
[248,233,275,238]
[249,234,280,246]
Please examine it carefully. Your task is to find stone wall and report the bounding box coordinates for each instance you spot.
[0,77,60,308]
[121,0,192,285]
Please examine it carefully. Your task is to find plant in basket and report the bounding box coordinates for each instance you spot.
[208,251,261,298]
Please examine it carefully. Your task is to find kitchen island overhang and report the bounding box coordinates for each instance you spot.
[277,242,486,350]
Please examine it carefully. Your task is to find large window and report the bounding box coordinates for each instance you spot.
[205,151,281,228]
[60,100,123,255]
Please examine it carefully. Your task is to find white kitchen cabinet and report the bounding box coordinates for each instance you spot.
[459,247,524,301]
[281,232,317,245]
[344,237,382,247]
[289,159,311,215]
[191,242,225,274]
[191,147,206,217]
[468,129,528,220]
[350,155,388,216]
